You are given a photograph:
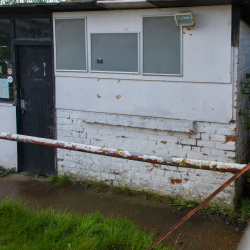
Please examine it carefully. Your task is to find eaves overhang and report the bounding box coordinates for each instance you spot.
[0,0,250,16]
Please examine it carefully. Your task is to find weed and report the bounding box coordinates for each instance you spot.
[0,197,174,250]
[47,174,55,183]
[203,207,220,215]
[94,182,110,191]
[225,209,238,218]
[55,173,72,188]
[238,198,250,221]
[0,166,16,178]
[47,173,73,188]
[169,201,197,211]
[123,185,134,196]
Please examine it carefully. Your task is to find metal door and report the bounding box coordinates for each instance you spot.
[18,45,55,176]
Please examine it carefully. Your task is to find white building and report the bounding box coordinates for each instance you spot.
[0,0,250,209]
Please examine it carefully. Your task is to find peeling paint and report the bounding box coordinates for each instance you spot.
[226,136,236,142]
[171,179,182,184]
[0,132,247,174]
[151,163,159,168]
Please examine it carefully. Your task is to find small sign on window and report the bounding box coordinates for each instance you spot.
[0,79,9,99]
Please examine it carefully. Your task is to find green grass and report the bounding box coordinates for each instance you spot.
[47,173,73,188]
[238,198,250,221]
[0,166,15,178]
[169,201,197,211]
[0,198,175,250]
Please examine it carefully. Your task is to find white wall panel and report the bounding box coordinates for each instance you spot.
[56,77,232,123]
[54,5,233,123]
[0,104,17,169]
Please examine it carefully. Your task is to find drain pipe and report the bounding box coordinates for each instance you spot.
[0,132,247,174]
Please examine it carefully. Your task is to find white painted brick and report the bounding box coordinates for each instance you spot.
[216,141,235,151]
[179,138,196,145]
[201,133,210,141]
[155,169,165,176]
[211,149,226,157]
[63,131,72,137]
[203,126,216,134]
[58,118,73,125]
[210,134,226,142]
[57,109,238,209]
[190,133,201,139]
[226,151,236,158]
[70,112,83,119]
[191,146,200,152]
[197,140,216,148]
[200,147,211,155]
[215,127,236,135]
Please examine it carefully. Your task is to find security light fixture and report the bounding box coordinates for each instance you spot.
[174,11,194,27]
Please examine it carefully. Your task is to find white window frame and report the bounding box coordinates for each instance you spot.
[53,17,88,72]
[142,15,183,77]
[90,32,140,75]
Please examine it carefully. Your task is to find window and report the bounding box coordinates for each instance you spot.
[143,16,182,76]
[91,33,139,73]
[15,18,51,40]
[0,19,13,101]
[55,18,86,71]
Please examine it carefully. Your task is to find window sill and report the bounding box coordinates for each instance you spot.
[83,111,197,133]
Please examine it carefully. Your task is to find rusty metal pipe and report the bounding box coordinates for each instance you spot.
[0,132,247,174]
[145,162,250,250]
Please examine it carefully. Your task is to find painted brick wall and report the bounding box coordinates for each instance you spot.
[56,109,236,209]
[235,21,250,164]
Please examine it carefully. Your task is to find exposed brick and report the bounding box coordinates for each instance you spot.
[226,136,236,142]
[170,179,182,184]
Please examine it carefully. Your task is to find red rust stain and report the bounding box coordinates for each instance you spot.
[117,80,121,83]
[171,179,182,184]
[226,136,236,142]
[97,94,101,99]
[148,168,153,172]
[151,163,159,168]
[232,128,236,136]
[113,172,119,175]
[184,178,189,181]
[161,141,167,145]
[116,95,121,100]
[189,129,193,134]
[97,79,100,81]
[83,120,85,122]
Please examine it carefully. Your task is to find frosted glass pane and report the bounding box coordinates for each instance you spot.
[91,33,138,73]
[15,19,51,40]
[55,19,86,70]
[143,16,181,75]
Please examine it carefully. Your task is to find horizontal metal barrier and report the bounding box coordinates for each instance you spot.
[0,132,247,174]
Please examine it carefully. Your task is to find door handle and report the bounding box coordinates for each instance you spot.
[20,88,26,113]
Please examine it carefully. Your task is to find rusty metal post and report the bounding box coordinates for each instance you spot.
[145,162,250,250]
[0,132,248,174]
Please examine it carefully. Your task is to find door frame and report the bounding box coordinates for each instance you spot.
[2,13,57,174]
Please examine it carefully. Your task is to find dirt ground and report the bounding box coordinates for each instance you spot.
[0,173,248,250]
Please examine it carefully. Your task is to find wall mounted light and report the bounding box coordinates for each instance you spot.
[174,11,194,27]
